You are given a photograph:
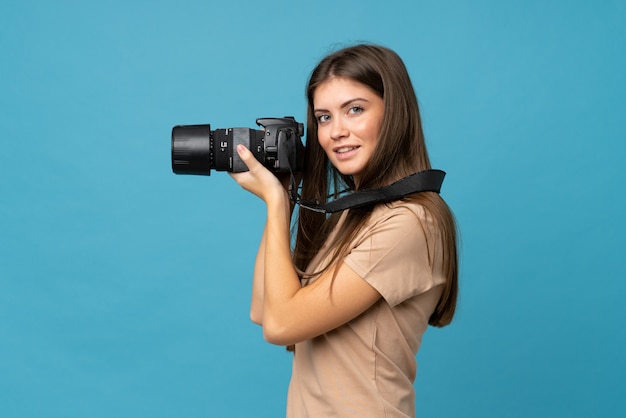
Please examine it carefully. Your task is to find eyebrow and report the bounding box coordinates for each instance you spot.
[314,97,370,113]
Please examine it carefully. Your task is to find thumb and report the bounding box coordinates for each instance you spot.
[236,144,259,169]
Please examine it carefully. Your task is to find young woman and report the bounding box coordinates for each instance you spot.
[230,43,458,418]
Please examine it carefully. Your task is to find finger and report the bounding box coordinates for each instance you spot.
[236,144,259,168]
[236,143,265,172]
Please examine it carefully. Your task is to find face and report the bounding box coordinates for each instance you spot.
[313,77,384,185]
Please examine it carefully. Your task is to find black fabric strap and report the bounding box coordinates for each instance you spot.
[295,169,446,214]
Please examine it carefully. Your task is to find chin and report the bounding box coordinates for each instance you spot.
[332,162,362,176]
[335,168,358,177]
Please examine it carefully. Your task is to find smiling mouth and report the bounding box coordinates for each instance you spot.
[335,146,359,154]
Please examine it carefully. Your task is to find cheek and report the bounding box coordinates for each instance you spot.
[368,118,384,144]
[316,127,330,148]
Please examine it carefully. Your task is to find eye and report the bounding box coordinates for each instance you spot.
[316,114,330,124]
[348,106,364,115]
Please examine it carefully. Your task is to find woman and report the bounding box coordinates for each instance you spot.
[230,43,458,417]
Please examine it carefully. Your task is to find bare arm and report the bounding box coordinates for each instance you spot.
[231,145,381,346]
[250,176,296,325]
[249,224,266,325]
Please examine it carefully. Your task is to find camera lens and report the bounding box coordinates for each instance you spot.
[171,124,213,175]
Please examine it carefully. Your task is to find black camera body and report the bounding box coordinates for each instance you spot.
[171,117,304,175]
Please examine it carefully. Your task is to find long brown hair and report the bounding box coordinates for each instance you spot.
[293,44,458,326]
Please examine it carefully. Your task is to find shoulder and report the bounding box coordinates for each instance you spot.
[367,200,433,231]
[353,200,440,256]
[347,200,434,250]
[344,200,444,306]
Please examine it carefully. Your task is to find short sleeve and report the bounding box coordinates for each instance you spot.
[343,205,445,307]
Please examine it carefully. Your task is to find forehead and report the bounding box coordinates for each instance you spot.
[313,77,380,108]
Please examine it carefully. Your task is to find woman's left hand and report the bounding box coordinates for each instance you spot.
[229,144,286,205]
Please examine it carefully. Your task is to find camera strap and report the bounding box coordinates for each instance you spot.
[291,169,446,214]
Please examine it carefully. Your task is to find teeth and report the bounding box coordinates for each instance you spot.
[336,147,356,153]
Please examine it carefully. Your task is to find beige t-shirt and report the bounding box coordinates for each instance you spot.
[286,201,446,418]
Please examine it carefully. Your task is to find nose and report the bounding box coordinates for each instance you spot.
[330,117,348,140]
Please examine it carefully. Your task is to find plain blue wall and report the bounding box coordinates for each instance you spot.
[1,1,624,417]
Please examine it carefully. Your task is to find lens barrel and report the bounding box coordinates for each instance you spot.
[171,124,213,175]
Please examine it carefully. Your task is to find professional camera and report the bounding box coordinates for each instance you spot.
[171,117,304,175]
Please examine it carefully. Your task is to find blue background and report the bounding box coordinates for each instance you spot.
[1,1,624,417]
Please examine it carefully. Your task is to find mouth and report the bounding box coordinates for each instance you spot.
[334,146,360,154]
